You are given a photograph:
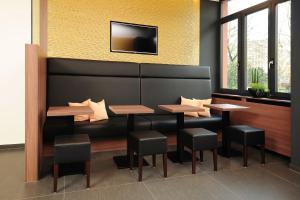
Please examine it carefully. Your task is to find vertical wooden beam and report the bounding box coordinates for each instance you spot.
[25,0,47,182]
[25,44,47,182]
[25,44,39,182]
[37,0,47,177]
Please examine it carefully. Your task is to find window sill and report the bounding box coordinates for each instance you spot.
[212,93,291,107]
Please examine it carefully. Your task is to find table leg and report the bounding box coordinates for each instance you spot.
[113,114,149,169]
[221,111,230,157]
[177,113,184,162]
[126,114,135,160]
[168,113,195,163]
[68,116,75,133]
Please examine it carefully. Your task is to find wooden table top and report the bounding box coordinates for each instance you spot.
[204,104,249,112]
[158,104,204,113]
[109,105,154,115]
[47,106,93,117]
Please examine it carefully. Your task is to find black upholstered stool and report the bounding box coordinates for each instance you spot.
[180,128,218,174]
[225,125,265,167]
[54,134,91,192]
[128,131,168,181]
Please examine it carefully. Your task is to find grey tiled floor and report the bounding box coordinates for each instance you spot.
[1,147,300,200]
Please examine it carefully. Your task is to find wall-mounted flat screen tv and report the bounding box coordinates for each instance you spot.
[110,21,158,55]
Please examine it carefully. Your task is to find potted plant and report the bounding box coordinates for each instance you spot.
[248,68,270,98]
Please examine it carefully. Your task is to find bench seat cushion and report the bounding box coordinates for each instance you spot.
[44,116,151,143]
[43,114,221,143]
[74,116,151,139]
[143,115,222,132]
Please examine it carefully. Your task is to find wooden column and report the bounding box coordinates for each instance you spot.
[25,0,47,182]
[25,44,47,182]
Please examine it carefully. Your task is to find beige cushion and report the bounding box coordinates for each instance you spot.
[193,98,212,117]
[181,96,199,117]
[89,99,109,122]
[68,99,90,122]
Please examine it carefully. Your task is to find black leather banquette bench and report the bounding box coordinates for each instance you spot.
[43,58,222,144]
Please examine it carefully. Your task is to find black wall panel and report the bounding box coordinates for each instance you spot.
[291,0,300,171]
[200,0,220,92]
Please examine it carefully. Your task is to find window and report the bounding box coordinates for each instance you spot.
[222,0,268,17]
[220,0,291,98]
[246,9,269,89]
[276,1,291,93]
[221,20,238,89]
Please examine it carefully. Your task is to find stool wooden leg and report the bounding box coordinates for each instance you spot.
[53,164,59,192]
[200,150,204,162]
[192,150,196,174]
[163,153,167,178]
[243,145,248,167]
[85,160,90,188]
[213,149,218,171]
[261,145,265,164]
[138,155,143,182]
[152,154,156,167]
[129,149,134,170]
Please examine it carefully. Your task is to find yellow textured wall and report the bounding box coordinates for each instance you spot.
[48,0,200,65]
[32,0,40,44]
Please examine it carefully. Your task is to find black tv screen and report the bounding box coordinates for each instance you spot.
[110,21,158,55]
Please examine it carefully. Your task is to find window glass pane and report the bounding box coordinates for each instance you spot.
[276,1,291,93]
[222,0,267,17]
[221,20,238,89]
[246,9,269,89]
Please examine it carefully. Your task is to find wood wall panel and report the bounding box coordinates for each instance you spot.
[25,44,39,182]
[25,44,47,182]
[213,97,291,157]
[26,0,47,182]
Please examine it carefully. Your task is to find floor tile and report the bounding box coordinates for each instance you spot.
[64,182,154,200]
[210,165,300,200]
[98,183,153,200]
[144,173,241,200]
[264,162,300,187]
[24,194,64,200]
[0,149,64,200]
[64,151,137,192]
[65,189,99,200]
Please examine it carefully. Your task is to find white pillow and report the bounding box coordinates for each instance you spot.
[193,98,212,117]
[89,99,109,122]
[181,96,199,117]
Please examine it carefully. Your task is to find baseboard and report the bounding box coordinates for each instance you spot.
[0,143,24,150]
[289,162,300,173]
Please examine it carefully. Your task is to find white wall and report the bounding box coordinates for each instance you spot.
[0,1,31,145]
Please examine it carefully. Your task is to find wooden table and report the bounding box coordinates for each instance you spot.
[109,105,154,169]
[204,104,249,156]
[47,106,94,132]
[47,106,93,117]
[158,105,204,163]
